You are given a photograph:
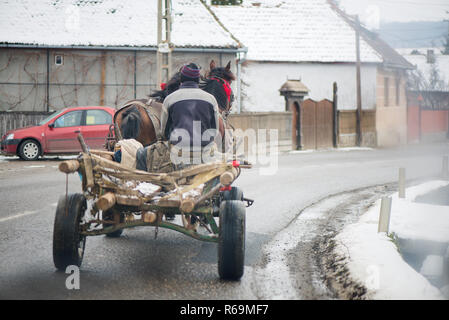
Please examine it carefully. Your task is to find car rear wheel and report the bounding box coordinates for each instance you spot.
[18,139,40,161]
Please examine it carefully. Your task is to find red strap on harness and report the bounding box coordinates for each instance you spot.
[211,77,232,104]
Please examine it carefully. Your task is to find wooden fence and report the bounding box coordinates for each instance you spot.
[0,111,52,137]
[338,110,377,147]
[227,112,292,154]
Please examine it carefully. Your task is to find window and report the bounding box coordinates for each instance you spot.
[395,77,400,106]
[54,111,83,128]
[38,109,64,126]
[55,54,63,66]
[384,77,389,107]
[85,109,112,125]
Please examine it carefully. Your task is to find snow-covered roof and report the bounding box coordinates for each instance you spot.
[209,0,384,63]
[405,52,449,89]
[0,0,240,49]
[396,47,445,56]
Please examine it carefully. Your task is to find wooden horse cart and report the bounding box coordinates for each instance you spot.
[53,134,252,280]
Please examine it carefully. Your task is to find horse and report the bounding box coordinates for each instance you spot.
[200,60,235,116]
[113,60,236,148]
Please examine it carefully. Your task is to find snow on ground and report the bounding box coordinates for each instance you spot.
[0,155,19,162]
[337,147,374,152]
[289,147,373,155]
[0,155,77,162]
[335,180,449,299]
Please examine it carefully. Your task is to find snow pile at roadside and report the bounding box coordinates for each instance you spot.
[0,155,19,162]
[335,180,449,299]
[289,147,373,155]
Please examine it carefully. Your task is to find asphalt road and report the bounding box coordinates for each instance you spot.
[0,142,448,299]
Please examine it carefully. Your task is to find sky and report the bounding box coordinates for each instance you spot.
[339,0,449,24]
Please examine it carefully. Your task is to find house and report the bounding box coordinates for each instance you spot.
[0,0,244,135]
[208,0,414,148]
[400,48,449,142]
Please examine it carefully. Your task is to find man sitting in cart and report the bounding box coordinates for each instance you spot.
[160,63,221,167]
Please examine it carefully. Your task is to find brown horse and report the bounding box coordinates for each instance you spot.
[113,60,235,148]
[113,98,162,147]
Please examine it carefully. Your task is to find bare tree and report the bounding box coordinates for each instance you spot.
[407,61,449,109]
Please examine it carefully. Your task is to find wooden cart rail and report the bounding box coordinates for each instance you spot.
[53,134,251,280]
[59,152,245,212]
[57,134,251,242]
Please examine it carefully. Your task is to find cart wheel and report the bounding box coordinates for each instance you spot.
[53,193,87,271]
[218,200,246,280]
[222,186,244,201]
[103,210,124,238]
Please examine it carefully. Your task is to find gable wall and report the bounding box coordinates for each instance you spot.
[375,67,408,146]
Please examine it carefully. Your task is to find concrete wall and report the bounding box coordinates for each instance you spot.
[407,106,449,144]
[0,48,236,112]
[375,67,408,147]
[240,61,377,112]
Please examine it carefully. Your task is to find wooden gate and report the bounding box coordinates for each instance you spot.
[300,99,333,149]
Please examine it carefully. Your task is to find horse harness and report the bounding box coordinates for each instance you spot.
[116,98,163,141]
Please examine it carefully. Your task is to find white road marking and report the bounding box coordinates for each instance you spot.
[0,210,38,223]
[24,165,46,168]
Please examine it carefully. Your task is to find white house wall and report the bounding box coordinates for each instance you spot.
[240,61,377,112]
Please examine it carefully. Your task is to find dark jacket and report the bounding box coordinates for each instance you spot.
[160,81,220,148]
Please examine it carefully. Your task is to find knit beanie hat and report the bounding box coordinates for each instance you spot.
[180,63,200,81]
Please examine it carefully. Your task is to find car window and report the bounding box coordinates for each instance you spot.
[85,109,112,126]
[54,110,83,128]
[39,109,64,126]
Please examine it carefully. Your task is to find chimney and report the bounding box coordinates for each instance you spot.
[427,49,435,64]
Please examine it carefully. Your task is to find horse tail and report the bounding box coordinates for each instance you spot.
[149,71,182,102]
[149,89,167,101]
[120,106,141,139]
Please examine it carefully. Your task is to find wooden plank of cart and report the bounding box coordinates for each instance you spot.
[52,134,253,280]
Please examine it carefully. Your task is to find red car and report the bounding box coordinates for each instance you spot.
[1,106,115,161]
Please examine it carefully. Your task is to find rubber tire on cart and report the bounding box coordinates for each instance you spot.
[53,193,87,271]
[103,209,124,238]
[222,186,244,201]
[218,200,246,280]
[18,139,40,161]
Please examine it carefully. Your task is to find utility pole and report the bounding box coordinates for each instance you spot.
[355,15,362,147]
[157,0,173,86]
